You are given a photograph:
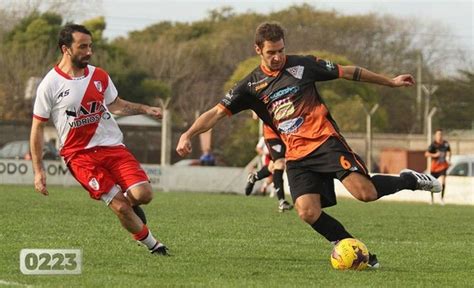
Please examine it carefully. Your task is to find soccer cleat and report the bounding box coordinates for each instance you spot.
[245,173,257,196]
[278,200,293,212]
[150,243,169,256]
[133,205,147,224]
[400,169,442,193]
[368,253,380,269]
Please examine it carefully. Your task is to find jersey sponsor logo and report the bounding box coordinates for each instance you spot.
[286,65,304,79]
[88,178,100,191]
[269,86,299,101]
[272,100,295,120]
[247,77,269,87]
[255,82,268,91]
[94,81,103,93]
[271,144,282,153]
[68,114,101,128]
[65,101,107,118]
[277,117,304,134]
[57,89,70,100]
[65,101,109,128]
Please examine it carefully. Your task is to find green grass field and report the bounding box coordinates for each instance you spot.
[0,184,473,287]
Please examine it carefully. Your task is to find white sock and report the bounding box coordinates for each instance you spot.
[139,230,159,250]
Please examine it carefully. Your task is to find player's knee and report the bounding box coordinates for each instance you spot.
[129,184,154,205]
[297,207,321,224]
[112,201,134,216]
[137,188,153,204]
[349,181,377,202]
[358,193,377,202]
[353,188,377,202]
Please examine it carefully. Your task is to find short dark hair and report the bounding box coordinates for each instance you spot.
[254,22,285,49]
[58,24,92,51]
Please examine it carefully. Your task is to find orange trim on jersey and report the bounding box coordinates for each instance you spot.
[133,224,149,241]
[54,65,89,80]
[216,103,232,116]
[336,64,344,78]
[33,114,49,122]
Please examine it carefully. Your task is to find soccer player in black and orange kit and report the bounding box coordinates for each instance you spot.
[425,129,451,205]
[176,22,441,268]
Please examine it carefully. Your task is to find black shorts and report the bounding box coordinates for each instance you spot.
[431,169,447,178]
[265,138,286,161]
[286,136,369,207]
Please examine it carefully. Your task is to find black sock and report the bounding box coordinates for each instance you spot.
[310,212,353,243]
[371,174,416,199]
[273,169,285,200]
[132,205,147,224]
[441,184,445,199]
[255,166,271,180]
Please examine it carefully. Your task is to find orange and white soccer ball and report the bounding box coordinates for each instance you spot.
[330,238,369,270]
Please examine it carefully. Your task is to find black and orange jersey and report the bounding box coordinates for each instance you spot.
[428,140,451,173]
[218,54,343,161]
[263,123,280,140]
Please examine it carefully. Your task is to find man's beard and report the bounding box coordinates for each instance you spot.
[72,55,90,69]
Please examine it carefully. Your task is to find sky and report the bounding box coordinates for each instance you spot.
[97,0,473,54]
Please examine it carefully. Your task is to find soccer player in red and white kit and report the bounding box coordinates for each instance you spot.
[30,24,168,255]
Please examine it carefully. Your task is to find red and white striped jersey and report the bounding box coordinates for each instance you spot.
[33,65,124,160]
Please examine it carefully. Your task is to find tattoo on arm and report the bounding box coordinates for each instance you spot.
[353,67,362,81]
[122,103,143,115]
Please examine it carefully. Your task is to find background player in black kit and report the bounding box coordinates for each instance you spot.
[177,22,441,268]
[425,129,451,204]
[245,124,293,212]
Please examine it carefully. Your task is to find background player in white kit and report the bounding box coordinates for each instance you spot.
[30,24,168,255]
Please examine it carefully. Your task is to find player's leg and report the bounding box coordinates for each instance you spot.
[104,146,154,224]
[438,174,446,204]
[266,138,292,211]
[107,189,168,255]
[105,146,168,255]
[343,168,440,201]
[332,137,440,200]
[126,182,153,224]
[245,163,272,196]
[341,173,378,202]
[295,194,354,243]
[287,168,380,268]
[271,158,292,212]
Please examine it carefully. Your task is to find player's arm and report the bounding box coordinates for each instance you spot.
[446,147,452,165]
[107,97,162,119]
[425,150,440,158]
[425,144,440,158]
[176,105,227,157]
[30,118,49,196]
[340,66,415,88]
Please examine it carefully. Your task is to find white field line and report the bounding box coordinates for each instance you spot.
[0,279,33,287]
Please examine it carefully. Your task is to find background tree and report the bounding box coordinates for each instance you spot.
[0,3,471,165]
